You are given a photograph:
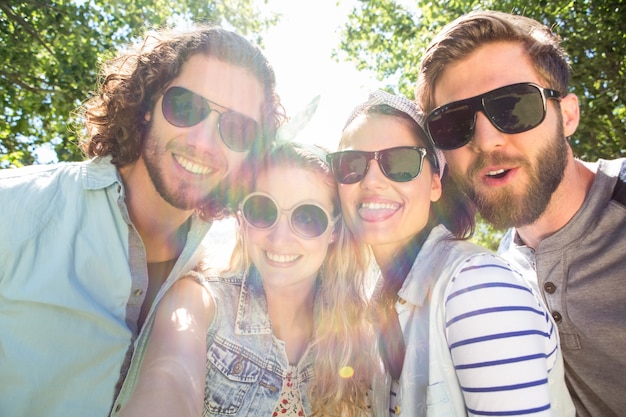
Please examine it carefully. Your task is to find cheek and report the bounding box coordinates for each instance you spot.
[226,153,250,175]
[337,185,359,222]
[442,149,469,173]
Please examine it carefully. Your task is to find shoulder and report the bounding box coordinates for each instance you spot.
[450,251,526,290]
[161,276,216,325]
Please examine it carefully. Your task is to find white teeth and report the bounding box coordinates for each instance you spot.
[175,154,213,175]
[266,252,299,263]
[486,168,505,177]
[360,202,398,210]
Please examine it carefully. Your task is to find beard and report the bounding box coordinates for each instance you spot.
[454,126,569,229]
[141,130,219,211]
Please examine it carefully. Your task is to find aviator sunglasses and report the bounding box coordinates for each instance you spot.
[425,82,562,150]
[161,86,261,152]
[240,192,339,239]
[326,146,431,185]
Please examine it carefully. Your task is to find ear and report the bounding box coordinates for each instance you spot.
[328,229,337,244]
[144,111,152,123]
[430,171,443,203]
[560,93,579,137]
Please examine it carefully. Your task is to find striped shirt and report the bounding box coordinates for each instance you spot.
[444,255,557,416]
[372,225,573,417]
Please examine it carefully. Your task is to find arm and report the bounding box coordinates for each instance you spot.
[445,254,557,417]
[118,276,215,417]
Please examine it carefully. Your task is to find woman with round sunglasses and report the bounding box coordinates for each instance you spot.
[328,90,574,416]
[116,141,376,417]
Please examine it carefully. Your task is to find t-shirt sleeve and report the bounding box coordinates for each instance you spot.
[444,253,558,416]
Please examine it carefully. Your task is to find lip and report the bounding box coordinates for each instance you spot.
[265,250,301,267]
[357,197,401,222]
[480,165,518,187]
[173,153,217,177]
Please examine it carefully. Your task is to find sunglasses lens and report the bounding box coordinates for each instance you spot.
[330,152,367,184]
[380,148,424,182]
[242,194,277,229]
[484,84,545,134]
[292,205,329,238]
[219,112,260,152]
[162,87,209,127]
[427,104,475,150]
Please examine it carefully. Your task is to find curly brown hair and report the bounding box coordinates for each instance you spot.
[80,25,285,164]
[79,25,286,218]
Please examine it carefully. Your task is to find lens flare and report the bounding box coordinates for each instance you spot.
[339,366,354,379]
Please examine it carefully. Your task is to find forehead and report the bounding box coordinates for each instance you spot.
[434,42,541,106]
[341,113,426,151]
[255,164,334,209]
[172,54,265,121]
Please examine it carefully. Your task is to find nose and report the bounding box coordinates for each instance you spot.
[360,159,388,190]
[267,213,295,242]
[188,112,223,151]
[468,111,507,152]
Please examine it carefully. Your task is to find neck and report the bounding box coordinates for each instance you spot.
[375,222,433,295]
[265,279,317,364]
[119,161,195,262]
[517,158,595,249]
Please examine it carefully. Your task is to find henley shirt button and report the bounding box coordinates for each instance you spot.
[394,405,401,414]
[114,403,121,412]
[543,282,557,294]
[134,289,144,297]
[552,311,563,323]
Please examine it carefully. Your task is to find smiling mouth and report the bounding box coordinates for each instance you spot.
[485,168,509,179]
[174,154,214,175]
[359,201,399,210]
[266,251,300,263]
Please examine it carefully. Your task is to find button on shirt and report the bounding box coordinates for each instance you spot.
[0,157,211,417]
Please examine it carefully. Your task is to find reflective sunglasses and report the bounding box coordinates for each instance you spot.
[425,82,562,150]
[161,86,261,152]
[326,146,429,184]
[240,192,338,239]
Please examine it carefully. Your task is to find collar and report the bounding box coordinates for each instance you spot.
[81,156,121,191]
[397,224,452,307]
[235,267,273,335]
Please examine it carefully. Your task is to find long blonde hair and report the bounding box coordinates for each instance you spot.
[228,141,377,417]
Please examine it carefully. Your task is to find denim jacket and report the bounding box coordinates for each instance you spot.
[202,267,315,416]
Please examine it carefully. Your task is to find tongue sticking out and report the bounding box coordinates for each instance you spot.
[358,202,399,222]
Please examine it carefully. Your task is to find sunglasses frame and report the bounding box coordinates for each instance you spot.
[425,82,562,150]
[239,192,339,240]
[327,146,430,185]
[161,86,261,152]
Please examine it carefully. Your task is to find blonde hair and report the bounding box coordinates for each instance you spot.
[227,141,376,416]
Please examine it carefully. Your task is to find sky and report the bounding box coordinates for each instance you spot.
[255,0,381,150]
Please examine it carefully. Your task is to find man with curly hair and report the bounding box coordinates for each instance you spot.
[0,25,285,417]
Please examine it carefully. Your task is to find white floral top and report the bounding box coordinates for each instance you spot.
[272,365,305,416]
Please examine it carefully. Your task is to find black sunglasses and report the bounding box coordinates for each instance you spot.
[161,86,261,152]
[425,82,562,150]
[326,146,430,185]
[240,192,339,239]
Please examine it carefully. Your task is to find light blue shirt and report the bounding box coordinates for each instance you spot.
[0,157,211,417]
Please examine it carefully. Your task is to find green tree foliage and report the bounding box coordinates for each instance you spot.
[0,0,277,168]
[336,0,626,162]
